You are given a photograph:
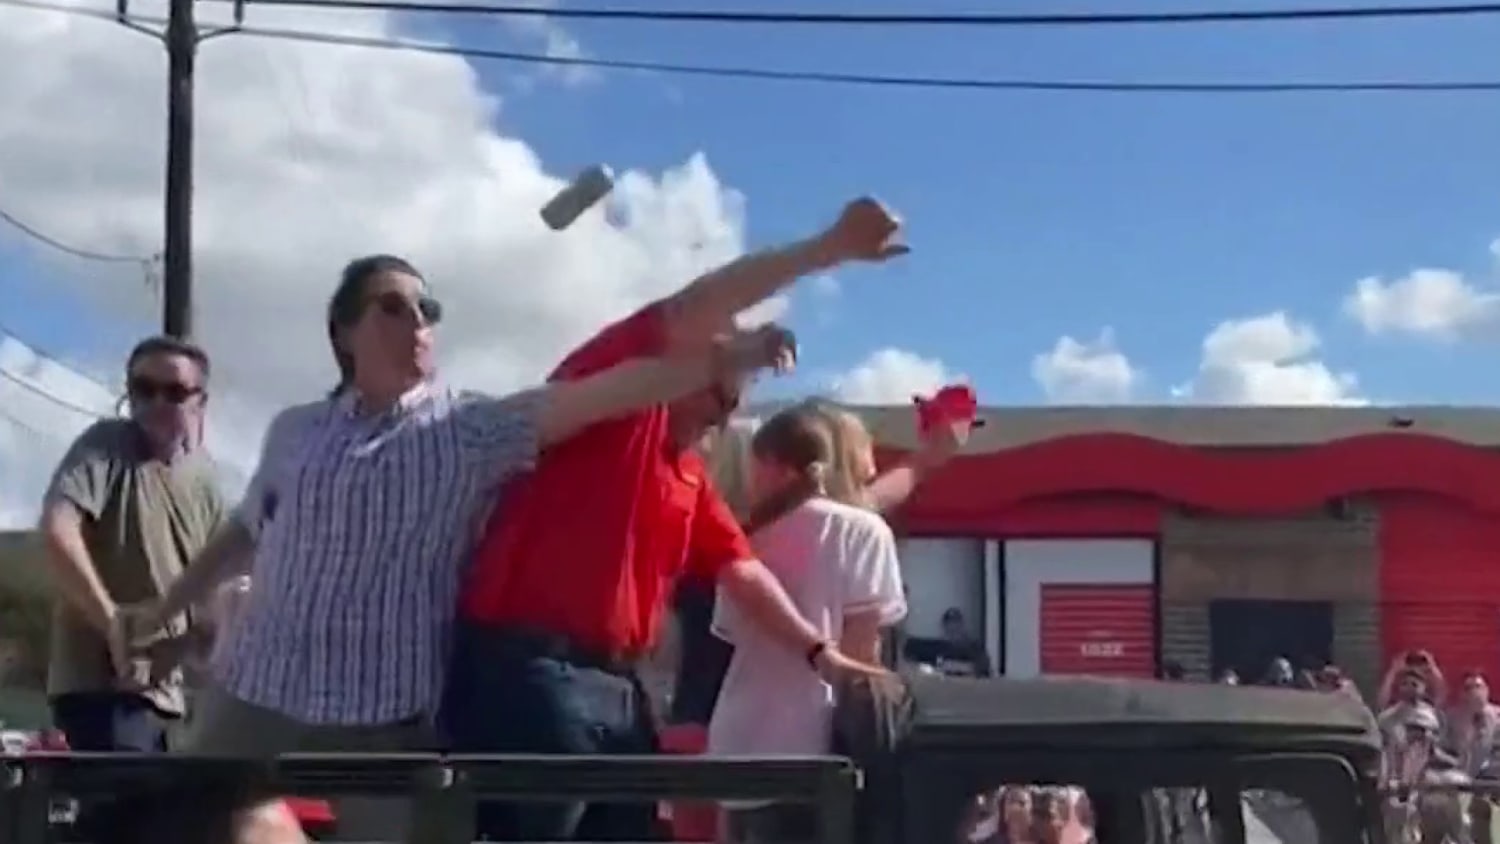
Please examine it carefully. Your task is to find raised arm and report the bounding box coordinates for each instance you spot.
[660,197,906,348]
[534,324,795,448]
[866,417,971,514]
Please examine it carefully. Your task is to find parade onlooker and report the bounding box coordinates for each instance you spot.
[447,197,908,841]
[39,336,222,752]
[1445,671,1500,844]
[1381,669,1444,750]
[1382,650,1449,709]
[904,607,992,678]
[139,254,780,837]
[709,406,907,843]
[1262,657,1296,688]
[1314,665,1365,703]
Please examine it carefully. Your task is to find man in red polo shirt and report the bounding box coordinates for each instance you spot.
[447,196,906,841]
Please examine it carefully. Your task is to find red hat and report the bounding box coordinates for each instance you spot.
[914,383,985,435]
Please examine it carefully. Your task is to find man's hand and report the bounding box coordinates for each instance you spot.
[816,197,908,264]
[720,324,798,377]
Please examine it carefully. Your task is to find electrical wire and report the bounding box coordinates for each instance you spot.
[0,404,57,441]
[0,325,119,420]
[7,0,1500,94]
[0,204,153,265]
[218,0,1500,28]
[0,368,110,420]
[224,24,1500,94]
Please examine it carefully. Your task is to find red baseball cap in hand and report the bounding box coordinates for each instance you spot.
[913,384,985,435]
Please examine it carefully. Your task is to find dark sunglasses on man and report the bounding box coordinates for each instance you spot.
[127,376,203,405]
[366,290,444,325]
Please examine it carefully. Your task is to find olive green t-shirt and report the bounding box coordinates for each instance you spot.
[44,420,224,716]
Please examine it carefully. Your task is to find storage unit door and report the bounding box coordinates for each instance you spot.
[1039,583,1156,678]
[1005,539,1157,679]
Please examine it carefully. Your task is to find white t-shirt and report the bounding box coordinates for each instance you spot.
[707,497,907,765]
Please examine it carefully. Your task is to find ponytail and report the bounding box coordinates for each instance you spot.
[743,462,825,535]
[745,406,837,534]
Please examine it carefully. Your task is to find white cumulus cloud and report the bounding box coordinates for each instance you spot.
[1342,237,1500,341]
[830,348,962,405]
[0,0,770,527]
[1344,267,1500,341]
[1175,312,1363,405]
[1030,329,1140,404]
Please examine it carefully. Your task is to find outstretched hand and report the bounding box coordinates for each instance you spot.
[818,197,908,264]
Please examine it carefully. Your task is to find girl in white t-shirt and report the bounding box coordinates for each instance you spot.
[708,406,907,843]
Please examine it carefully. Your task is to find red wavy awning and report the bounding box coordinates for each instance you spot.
[883,432,1500,524]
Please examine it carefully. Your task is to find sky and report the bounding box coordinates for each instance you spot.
[3,0,1500,525]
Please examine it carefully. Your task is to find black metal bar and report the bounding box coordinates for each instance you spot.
[1,753,860,844]
[817,757,859,844]
[451,753,855,802]
[5,758,49,844]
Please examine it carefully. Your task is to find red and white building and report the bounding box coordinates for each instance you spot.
[832,404,1500,693]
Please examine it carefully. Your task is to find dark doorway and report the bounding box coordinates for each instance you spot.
[1209,599,1334,684]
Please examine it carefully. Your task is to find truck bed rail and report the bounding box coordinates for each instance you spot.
[0,752,860,843]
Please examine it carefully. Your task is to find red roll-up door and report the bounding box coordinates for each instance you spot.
[1384,601,1500,691]
[1040,584,1156,678]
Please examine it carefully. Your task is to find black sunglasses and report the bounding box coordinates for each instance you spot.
[366,291,443,325]
[128,376,203,405]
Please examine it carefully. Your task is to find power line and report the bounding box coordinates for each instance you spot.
[225,24,1500,94]
[0,368,111,420]
[219,0,1500,27]
[0,404,58,442]
[8,0,1500,94]
[0,325,119,419]
[0,205,155,265]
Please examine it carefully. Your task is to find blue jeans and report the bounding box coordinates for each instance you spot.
[51,692,174,752]
[441,623,664,842]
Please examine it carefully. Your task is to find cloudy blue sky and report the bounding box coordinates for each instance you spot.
[2,0,1500,455]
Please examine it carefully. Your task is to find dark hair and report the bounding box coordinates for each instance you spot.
[125,335,211,383]
[743,406,833,534]
[326,254,423,397]
[1161,660,1186,681]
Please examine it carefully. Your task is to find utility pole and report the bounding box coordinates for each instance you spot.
[116,0,244,340]
[162,0,197,340]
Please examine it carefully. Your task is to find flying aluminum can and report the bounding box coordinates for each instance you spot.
[540,164,615,231]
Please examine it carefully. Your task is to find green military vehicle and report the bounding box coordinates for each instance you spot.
[837,673,1384,844]
[1,673,1384,844]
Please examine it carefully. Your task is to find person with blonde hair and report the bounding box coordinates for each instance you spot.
[709,405,907,842]
[669,397,970,724]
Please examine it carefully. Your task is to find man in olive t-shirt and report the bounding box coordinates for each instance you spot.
[38,336,223,751]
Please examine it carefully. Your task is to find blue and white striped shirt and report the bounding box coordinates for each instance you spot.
[214,382,540,725]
